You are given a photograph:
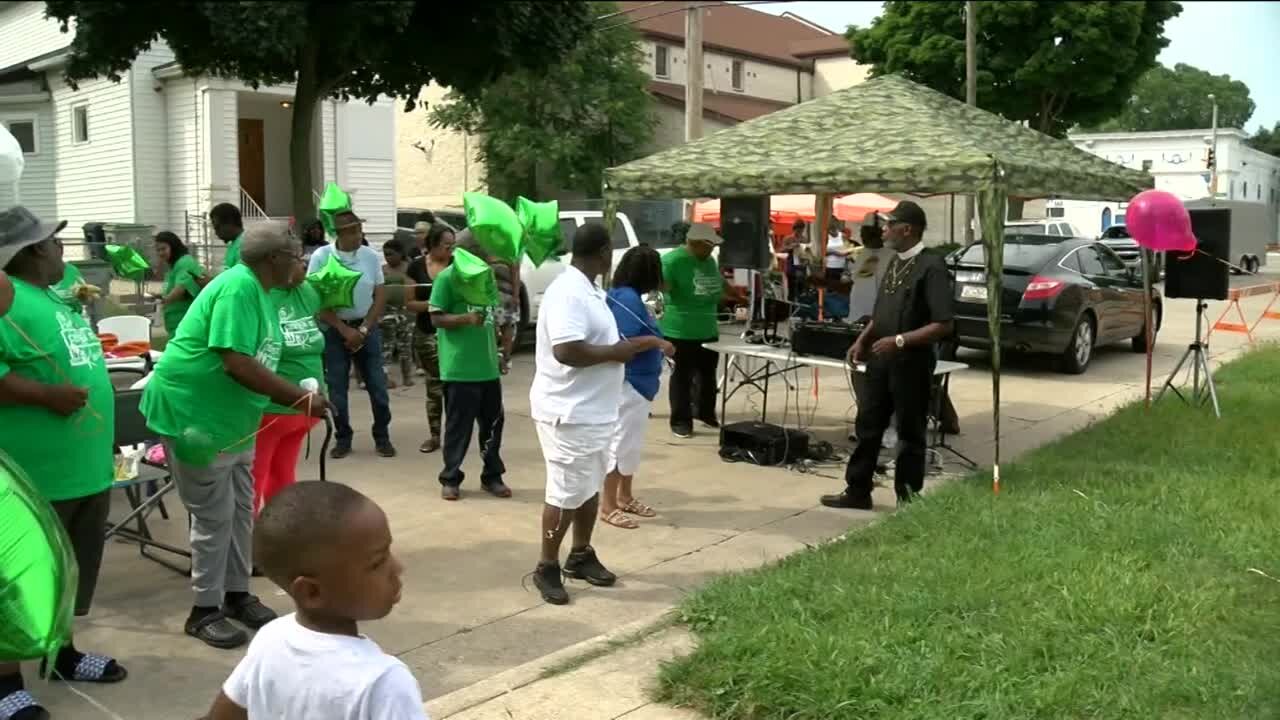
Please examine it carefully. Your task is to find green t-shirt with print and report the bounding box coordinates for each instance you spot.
[140,264,283,454]
[660,246,724,340]
[428,265,499,382]
[266,281,327,416]
[223,234,243,270]
[161,254,206,336]
[50,263,85,314]
[0,277,115,501]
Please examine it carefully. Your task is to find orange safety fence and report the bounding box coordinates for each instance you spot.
[1208,281,1280,345]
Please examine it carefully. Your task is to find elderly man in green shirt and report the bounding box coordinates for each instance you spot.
[0,206,125,716]
[141,221,328,650]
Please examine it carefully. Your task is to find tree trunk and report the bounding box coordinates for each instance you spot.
[289,42,322,225]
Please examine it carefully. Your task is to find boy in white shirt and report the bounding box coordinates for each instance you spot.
[201,482,426,720]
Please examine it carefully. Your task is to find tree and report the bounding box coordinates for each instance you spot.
[847,1,1182,137]
[428,2,655,200]
[1090,63,1254,132]
[44,1,592,221]
[1246,123,1280,158]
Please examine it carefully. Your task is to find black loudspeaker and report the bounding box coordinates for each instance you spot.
[1165,208,1230,300]
[719,196,770,269]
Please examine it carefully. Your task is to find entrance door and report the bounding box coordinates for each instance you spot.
[238,118,266,211]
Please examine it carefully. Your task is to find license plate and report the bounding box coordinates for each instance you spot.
[961,285,988,302]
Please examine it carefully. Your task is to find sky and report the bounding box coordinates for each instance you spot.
[754,1,1280,133]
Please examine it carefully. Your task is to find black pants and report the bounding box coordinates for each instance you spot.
[51,488,111,616]
[668,337,719,428]
[845,354,933,502]
[440,380,505,487]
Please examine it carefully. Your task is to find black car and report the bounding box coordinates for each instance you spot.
[949,234,1161,374]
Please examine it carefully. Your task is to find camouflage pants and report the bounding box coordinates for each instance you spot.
[412,328,444,439]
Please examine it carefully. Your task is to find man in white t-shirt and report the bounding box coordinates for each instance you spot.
[527,224,665,605]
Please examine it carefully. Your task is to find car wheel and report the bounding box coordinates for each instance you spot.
[1060,314,1095,374]
[1131,305,1160,353]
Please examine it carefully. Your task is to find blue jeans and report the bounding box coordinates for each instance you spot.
[322,324,392,447]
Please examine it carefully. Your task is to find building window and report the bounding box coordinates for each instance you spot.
[1141,159,1152,171]
[731,59,744,91]
[1242,181,1248,198]
[654,45,669,78]
[1047,206,1065,218]
[72,105,89,144]
[0,119,37,154]
[1258,184,1262,200]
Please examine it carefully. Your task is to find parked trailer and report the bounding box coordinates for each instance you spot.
[1184,198,1276,274]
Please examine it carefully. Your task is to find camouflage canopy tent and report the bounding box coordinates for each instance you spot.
[602,74,1152,479]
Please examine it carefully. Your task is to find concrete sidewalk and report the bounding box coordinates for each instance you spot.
[34,290,1280,720]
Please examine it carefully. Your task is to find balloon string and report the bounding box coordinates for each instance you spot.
[55,679,127,720]
[3,316,106,426]
[215,392,316,454]
[1173,249,1258,276]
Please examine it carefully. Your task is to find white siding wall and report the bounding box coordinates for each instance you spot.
[164,77,199,236]
[321,100,337,187]
[638,40,804,104]
[131,44,174,230]
[48,72,136,231]
[336,97,395,236]
[0,1,71,70]
[813,57,869,97]
[0,103,56,219]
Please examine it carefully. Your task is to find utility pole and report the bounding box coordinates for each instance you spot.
[683,1,704,220]
[964,0,977,244]
[684,1,704,144]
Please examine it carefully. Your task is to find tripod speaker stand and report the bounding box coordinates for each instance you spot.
[1155,300,1220,417]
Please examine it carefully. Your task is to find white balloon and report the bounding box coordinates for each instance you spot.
[0,124,25,184]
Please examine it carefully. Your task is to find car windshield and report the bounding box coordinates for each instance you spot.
[580,218,631,250]
[957,238,1060,270]
[1100,226,1131,239]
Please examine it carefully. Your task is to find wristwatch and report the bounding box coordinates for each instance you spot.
[358,325,370,336]
[894,334,905,349]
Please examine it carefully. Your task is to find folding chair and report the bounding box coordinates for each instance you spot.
[105,387,191,575]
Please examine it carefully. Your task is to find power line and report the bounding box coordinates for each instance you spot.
[598,1,796,32]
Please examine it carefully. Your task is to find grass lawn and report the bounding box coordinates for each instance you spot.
[658,347,1280,719]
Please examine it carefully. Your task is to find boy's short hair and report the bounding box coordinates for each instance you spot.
[255,481,371,587]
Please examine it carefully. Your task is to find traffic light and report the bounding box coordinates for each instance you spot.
[1206,148,1216,169]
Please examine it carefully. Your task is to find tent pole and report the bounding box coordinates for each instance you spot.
[963,1,978,245]
[977,174,1006,494]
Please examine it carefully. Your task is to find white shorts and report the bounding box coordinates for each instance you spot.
[535,420,612,510]
[608,384,652,476]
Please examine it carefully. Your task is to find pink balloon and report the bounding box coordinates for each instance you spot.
[1126,190,1196,253]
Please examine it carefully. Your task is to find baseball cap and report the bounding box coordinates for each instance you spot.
[882,200,927,231]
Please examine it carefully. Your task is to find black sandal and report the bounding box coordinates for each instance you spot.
[0,689,49,720]
[41,652,128,684]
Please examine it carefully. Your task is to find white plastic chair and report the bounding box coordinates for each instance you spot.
[98,315,152,344]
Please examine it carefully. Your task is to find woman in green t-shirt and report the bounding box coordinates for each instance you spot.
[152,231,208,337]
[0,207,126,712]
[251,252,328,514]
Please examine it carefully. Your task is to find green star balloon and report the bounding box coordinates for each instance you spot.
[452,248,499,307]
[317,182,353,238]
[0,450,77,666]
[463,193,522,264]
[307,253,363,311]
[516,196,561,267]
[103,244,151,281]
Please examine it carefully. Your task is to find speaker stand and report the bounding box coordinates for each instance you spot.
[1156,300,1220,417]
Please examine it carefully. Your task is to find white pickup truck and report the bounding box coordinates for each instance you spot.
[519,210,686,331]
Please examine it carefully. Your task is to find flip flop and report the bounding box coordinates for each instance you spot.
[600,508,639,530]
[621,498,657,518]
